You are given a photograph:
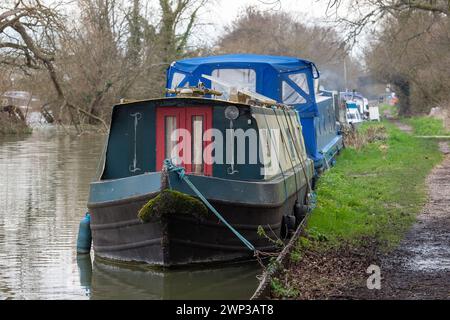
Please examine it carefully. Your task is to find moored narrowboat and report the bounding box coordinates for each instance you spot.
[345,101,364,127]
[88,86,314,267]
[340,91,369,120]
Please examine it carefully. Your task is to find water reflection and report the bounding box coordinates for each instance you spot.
[76,256,259,300]
[0,129,260,299]
[0,129,104,299]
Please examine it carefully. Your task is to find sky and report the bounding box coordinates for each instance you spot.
[209,0,331,24]
[204,0,334,34]
[52,0,343,38]
[48,0,361,53]
[198,0,366,56]
[191,0,362,52]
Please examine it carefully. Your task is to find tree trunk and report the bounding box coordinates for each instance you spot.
[392,74,412,117]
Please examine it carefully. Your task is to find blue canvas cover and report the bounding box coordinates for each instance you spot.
[166,54,320,116]
[166,54,343,171]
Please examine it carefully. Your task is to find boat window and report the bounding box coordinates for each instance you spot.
[165,116,178,159]
[266,113,290,173]
[276,112,298,165]
[253,111,307,179]
[211,69,256,99]
[282,81,306,105]
[288,73,310,95]
[289,113,305,158]
[171,72,186,89]
[285,127,297,161]
[191,115,204,174]
[250,114,265,173]
[282,118,299,165]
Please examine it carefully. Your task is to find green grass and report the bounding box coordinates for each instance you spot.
[271,277,299,298]
[379,104,398,118]
[306,121,443,248]
[405,117,450,136]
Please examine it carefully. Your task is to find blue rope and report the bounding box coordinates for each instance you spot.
[163,159,256,252]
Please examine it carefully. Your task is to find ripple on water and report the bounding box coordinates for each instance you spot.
[0,129,260,299]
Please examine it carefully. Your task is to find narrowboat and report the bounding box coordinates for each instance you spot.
[167,54,344,172]
[346,101,364,127]
[340,91,369,120]
[87,85,314,267]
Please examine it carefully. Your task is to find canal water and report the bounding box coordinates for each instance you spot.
[0,128,259,300]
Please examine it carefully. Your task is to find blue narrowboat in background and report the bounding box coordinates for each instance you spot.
[167,54,344,173]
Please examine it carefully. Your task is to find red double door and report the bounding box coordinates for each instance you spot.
[156,107,213,176]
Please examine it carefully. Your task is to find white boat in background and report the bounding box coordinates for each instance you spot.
[346,101,364,127]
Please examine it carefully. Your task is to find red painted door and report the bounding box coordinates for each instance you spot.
[156,106,212,176]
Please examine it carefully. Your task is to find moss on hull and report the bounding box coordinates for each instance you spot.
[138,189,208,223]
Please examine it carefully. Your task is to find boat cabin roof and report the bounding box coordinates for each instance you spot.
[166,54,321,117]
[100,97,307,182]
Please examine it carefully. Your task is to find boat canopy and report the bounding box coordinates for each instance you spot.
[166,54,320,116]
[340,91,365,101]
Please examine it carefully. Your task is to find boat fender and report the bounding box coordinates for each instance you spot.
[280,216,288,239]
[285,215,296,232]
[77,213,92,254]
[294,202,308,226]
[311,176,318,190]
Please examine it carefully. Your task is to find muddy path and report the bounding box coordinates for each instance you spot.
[342,142,450,299]
[277,122,450,300]
[391,120,413,134]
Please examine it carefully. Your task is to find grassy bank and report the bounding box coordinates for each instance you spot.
[306,121,442,246]
[405,117,450,136]
[379,104,398,118]
[272,121,443,298]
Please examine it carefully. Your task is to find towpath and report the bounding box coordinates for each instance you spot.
[273,120,450,300]
[344,127,450,299]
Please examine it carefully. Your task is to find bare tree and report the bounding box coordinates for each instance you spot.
[365,10,450,115]
[323,0,449,115]
[325,0,449,44]
[217,6,363,90]
[0,0,109,131]
[157,0,208,63]
[1,0,209,133]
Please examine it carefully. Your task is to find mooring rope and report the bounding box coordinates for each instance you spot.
[163,159,256,252]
